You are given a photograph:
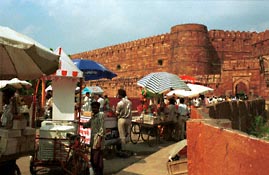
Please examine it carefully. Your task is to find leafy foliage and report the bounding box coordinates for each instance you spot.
[249,115,269,140]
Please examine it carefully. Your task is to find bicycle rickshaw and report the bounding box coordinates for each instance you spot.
[29,120,91,175]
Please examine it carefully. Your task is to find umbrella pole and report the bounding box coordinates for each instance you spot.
[41,78,46,108]
[77,78,83,134]
[32,79,40,128]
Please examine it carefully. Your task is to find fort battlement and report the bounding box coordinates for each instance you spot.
[72,23,269,99]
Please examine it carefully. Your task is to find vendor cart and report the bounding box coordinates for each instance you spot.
[29,125,91,175]
[130,115,173,146]
[80,111,121,150]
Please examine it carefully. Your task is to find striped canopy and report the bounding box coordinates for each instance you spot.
[137,72,190,94]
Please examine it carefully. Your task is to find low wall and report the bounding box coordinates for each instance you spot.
[187,99,269,175]
[187,119,269,175]
[194,99,266,132]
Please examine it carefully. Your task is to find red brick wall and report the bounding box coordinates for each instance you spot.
[71,23,269,99]
[187,119,269,175]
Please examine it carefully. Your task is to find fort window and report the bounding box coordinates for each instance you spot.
[117,64,121,70]
[158,59,163,65]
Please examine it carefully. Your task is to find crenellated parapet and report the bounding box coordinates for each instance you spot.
[71,23,269,98]
[72,33,170,59]
[209,30,254,40]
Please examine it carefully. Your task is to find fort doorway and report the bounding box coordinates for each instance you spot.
[235,81,248,99]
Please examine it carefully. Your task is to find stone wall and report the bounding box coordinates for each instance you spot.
[206,99,266,132]
[187,118,269,175]
[72,23,269,98]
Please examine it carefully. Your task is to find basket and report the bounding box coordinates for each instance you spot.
[167,158,188,175]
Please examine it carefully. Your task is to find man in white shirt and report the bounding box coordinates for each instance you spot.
[177,98,190,140]
[94,94,105,112]
[116,89,132,150]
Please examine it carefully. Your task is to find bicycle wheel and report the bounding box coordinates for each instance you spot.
[130,123,140,144]
[140,127,149,142]
[147,127,159,147]
[66,153,89,175]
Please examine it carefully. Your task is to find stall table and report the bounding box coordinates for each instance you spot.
[130,116,173,147]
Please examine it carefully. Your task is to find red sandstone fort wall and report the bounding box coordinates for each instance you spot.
[71,23,269,99]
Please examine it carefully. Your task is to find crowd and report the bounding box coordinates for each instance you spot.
[42,85,254,175]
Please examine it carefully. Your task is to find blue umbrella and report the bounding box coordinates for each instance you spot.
[82,86,104,94]
[73,59,117,80]
[82,87,91,95]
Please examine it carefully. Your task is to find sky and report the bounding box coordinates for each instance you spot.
[1,0,269,55]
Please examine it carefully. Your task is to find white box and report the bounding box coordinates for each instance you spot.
[40,121,76,139]
[22,127,36,135]
[104,117,117,128]
[12,119,27,129]
[0,128,21,138]
[0,137,19,155]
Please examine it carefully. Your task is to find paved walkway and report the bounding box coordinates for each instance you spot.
[17,140,183,175]
[115,142,178,175]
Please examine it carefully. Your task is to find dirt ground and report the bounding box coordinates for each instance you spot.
[17,140,174,175]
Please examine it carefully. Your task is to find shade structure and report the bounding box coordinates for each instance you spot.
[179,75,199,84]
[52,47,83,78]
[72,59,117,80]
[0,26,59,80]
[137,72,190,94]
[0,78,32,89]
[82,86,104,95]
[167,83,214,98]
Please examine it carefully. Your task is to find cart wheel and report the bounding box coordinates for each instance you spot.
[147,128,158,147]
[130,123,140,144]
[69,154,89,175]
[140,127,148,142]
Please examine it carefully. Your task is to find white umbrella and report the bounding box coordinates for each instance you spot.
[167,83,214,98]
[0,78,32,89]
[137,72,190,94]
[0,26,59,80]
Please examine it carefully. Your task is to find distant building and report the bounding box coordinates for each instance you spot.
[72,23,269,99]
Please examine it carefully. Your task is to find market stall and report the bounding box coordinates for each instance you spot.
[0,25,59,174]
[73,58,119,148]
[30,47,83,174]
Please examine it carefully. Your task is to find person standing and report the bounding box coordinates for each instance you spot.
[164,97,177,141]
[93,94,105,112]
[115,89,132,150]
[177,98,190,140]
[103,95,110,111]
[81,102,105,175]
[82,92,92,112]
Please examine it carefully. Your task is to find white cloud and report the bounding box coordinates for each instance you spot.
[1,0,269,53]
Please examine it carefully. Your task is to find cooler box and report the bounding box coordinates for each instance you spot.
[39,120,76,139]
[38,120,76,160]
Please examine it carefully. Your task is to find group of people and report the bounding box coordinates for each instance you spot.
[80,88,132,175]
[163,96,190,141]
[81,92,110,114]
